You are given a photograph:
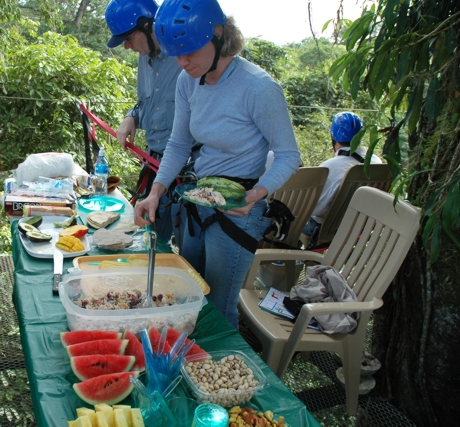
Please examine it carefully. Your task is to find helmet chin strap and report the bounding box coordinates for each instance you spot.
[199,34,225,85]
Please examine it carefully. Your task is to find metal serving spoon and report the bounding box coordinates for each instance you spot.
[142,230,157,308]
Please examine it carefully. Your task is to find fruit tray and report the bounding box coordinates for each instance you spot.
[18,216,89,259]
[73,253,210,295]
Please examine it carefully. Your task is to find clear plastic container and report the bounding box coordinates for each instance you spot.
[181,350,267,408]
[59,267,206,335]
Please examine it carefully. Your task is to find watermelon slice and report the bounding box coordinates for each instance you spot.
[147,326,172,354]
[122,330,146,372]
[67,339,128,357]
[73,371,139,405]
[166,327,210,361]
[70,354,135,381]
[60,330,121,347]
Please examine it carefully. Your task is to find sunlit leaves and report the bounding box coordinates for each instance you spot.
[342,11,375,52]
[328,0,460,263]
[0,31,136,170]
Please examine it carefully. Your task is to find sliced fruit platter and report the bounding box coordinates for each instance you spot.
[69,403,145,427]
[61,327,209,423]
[18,215,90,258]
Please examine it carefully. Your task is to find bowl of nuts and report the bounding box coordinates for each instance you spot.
[181,350,266,408]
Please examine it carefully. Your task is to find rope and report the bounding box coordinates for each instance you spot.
[0,95,378,112]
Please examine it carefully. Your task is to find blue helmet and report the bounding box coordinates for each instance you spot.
[105,0,159,48]
[154,0,227,56]
[330,112,363,143]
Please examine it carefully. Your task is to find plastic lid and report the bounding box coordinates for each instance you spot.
[99,147,105,156]
[78,196,125,213]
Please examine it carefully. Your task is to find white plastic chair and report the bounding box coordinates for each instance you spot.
[238,187,420,415]
[300,163,393,249]
[258,166,329,291]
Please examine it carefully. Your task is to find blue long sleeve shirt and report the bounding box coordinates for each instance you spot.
[126,51,182,154]
[155,56,301,196]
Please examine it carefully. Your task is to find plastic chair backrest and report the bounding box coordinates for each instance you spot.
[317,163,393,245]
[262,167,329,249]
[322,186,420,302]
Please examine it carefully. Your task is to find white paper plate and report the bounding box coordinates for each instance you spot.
[18,216,90,259]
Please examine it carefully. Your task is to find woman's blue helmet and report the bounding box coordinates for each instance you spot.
[330,112,363,143]
[105,0,159,48]
[154,0,227,56]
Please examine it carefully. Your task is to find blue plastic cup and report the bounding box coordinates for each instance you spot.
[192,403,229,427]
[167,397,199,427]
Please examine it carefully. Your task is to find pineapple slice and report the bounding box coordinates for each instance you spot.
[113,405,132,427]
[130,409,145,427]
[76,408,97,427]
[95,412,109,427]
[113,409,128,427]
[95,403,113,412]
[74,416,92,427]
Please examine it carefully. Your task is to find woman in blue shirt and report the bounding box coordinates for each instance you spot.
[134,0,301,329]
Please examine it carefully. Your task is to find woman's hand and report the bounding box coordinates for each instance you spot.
[116,117,136,150]
[133,183,167,226]
[225,185,268,216]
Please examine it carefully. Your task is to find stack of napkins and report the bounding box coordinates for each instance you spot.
[86,212,120,229]
[92,228,133,250]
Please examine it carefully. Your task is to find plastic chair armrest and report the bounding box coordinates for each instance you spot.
[298,297,383,321]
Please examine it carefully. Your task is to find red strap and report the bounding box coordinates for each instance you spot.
[77,102,160,173]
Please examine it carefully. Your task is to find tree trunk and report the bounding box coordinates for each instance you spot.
[373,183,460,426]
[73,0,91,27]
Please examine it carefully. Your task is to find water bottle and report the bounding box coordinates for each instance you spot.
[94,147,109,196]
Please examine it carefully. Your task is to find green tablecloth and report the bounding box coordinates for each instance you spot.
[11,221,321,427]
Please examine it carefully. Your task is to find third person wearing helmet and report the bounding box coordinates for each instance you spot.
[302,112,382,241]
[133,0,301,329]
[105,0,198,249]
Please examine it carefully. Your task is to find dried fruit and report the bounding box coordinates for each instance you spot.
[228,406,287,427]
[56,235,85,252]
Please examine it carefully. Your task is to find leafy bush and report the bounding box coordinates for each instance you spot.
[0,31,136,171]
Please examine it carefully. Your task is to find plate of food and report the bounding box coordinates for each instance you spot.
[18,216,90,259]
[175,177,248,210]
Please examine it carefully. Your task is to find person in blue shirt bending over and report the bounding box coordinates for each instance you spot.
[105,0,198,249]
[133,0,301,329]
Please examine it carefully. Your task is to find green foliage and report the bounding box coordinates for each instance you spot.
[0,0,21,23]
[329,0,460,263]
[241,38,288,81]
[0,31,136,170]
[286,37,347,71]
